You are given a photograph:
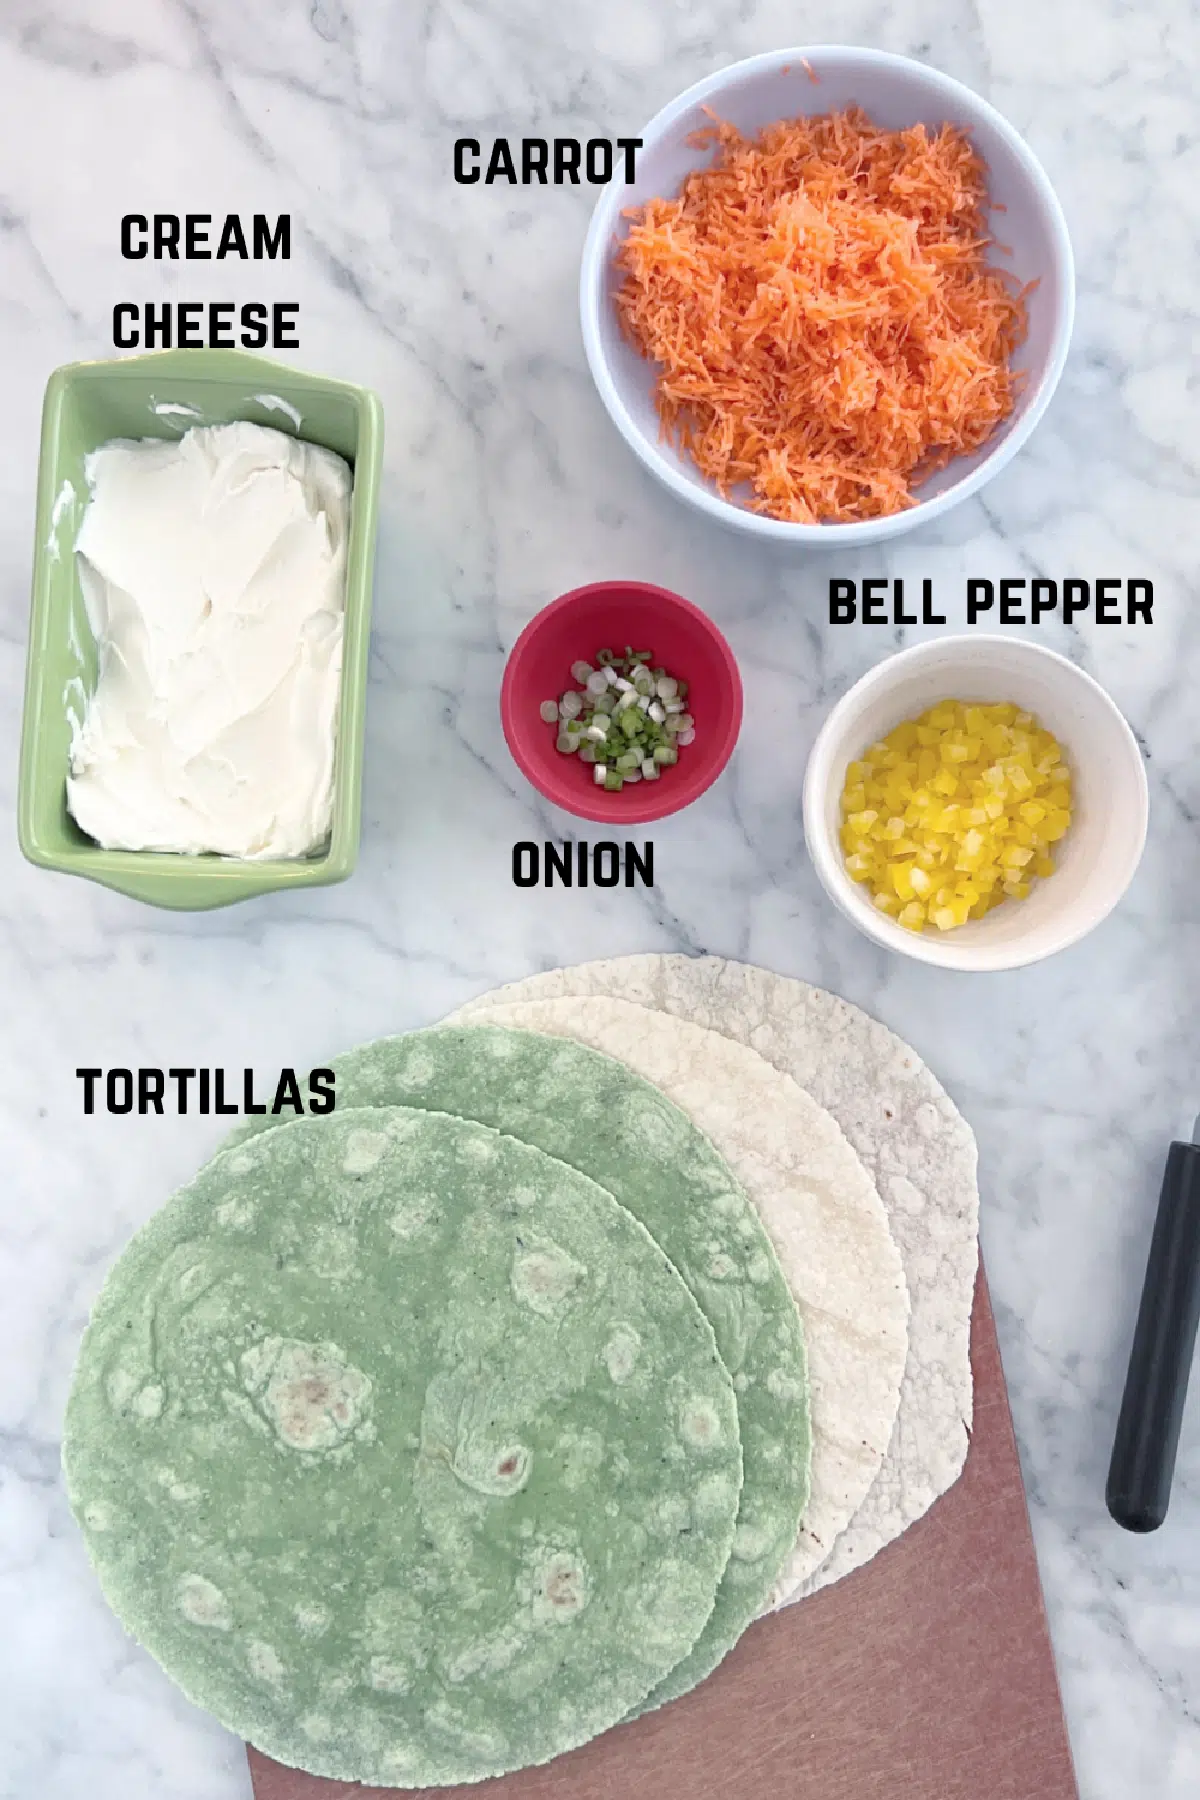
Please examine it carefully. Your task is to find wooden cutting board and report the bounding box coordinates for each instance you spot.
[248,1265,1078,1800]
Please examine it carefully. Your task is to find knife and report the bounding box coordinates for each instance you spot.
[1106,1115,1200,1532]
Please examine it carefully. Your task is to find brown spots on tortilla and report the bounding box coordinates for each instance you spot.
[680,1396,724,1450]
[283,1374,341,1441]
[389,1191,438,1239]
[177,1573,232,1630]
[545,1565,583,1612]
[452,1437,531,1497]
[602,1323,641,1384]
[511,1243,586,1316]
[531,1548,588,1624]
[240,1338,372,1454]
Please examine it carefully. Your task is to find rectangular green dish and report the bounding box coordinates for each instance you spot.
[18,348,383,910]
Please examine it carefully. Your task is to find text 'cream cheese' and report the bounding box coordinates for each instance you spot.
[67,421,351,860]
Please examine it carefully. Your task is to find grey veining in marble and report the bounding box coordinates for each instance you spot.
[1,2,1198,1797]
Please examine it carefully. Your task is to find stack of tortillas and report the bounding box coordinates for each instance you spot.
[63,956,978,1788]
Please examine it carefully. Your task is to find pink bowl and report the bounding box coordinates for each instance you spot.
[501,581,743,824]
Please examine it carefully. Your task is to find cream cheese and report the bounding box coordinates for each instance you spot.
[67,421,352,860]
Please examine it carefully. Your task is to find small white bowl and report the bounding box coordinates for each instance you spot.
[580,46,1075,546]
[802,637,1148,971]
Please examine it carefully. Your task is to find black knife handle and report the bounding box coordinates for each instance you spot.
[1107,1140,1200,1532]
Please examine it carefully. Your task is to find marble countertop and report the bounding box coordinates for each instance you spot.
[2,2,1198,1796]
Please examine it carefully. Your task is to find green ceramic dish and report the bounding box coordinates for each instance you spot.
[18,349,383,910]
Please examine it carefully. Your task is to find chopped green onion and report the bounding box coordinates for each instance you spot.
[542,644,694,794]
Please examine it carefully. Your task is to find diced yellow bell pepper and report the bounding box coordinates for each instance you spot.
[890,863,916,902]
[837,699,1070,934]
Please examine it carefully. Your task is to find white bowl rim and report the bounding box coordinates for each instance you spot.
[801,635,1149,971]
[580,45,1077,546]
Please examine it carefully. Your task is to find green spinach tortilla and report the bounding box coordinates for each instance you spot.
[230,1024,811,1709]
[64,1107,742,1786]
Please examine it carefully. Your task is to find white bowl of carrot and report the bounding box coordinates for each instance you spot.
[580,46,1075,544]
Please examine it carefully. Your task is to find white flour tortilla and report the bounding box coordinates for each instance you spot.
[451,995,909,1606]
[453,957,979,1602]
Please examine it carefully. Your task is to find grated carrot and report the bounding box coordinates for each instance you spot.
[615,109,1030,523]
